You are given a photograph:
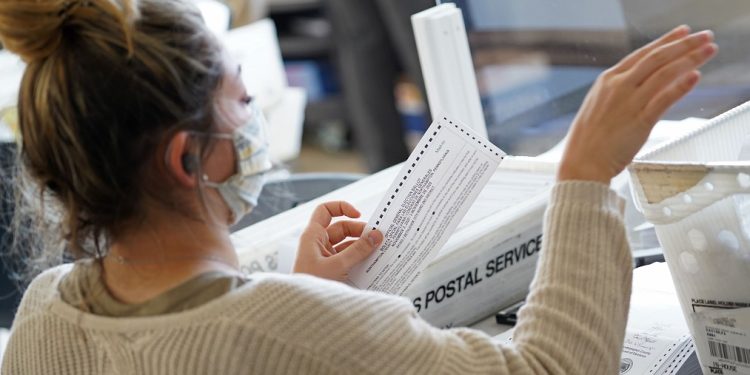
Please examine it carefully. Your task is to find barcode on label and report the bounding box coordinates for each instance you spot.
[709,340,750,364]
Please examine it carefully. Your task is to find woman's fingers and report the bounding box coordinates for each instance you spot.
[326,220,366,246]
[308,201,361,228]
[612,25,690,73]
[641,70,702,126]
[334,231,383,270]
[628,30,714,86]
[637,42,717,102]
[323,242,337,257]
[333,240,356,253]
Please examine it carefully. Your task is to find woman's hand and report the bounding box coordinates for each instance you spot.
[294,201,383,281]
[559,25,718,184]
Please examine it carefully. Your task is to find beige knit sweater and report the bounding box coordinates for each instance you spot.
[1,182,632,374]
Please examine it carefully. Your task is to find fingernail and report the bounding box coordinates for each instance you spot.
[697,30,714,41]
[676,24,690,34]
[703,43,718,56]
[687,70,701,85]
[368,231,382,246]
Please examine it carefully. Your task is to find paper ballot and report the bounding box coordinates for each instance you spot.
[232,156,553,327]
[620,263,700,375]
[348,116,506,295]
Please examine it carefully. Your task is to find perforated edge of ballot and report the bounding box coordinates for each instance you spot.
[348,116,506,295]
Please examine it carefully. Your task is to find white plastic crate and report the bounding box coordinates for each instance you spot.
[629,100,750,374]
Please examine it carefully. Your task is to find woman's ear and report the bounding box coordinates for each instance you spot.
[165,131,198,188]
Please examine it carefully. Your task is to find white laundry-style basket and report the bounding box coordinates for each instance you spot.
[629,100,750,374]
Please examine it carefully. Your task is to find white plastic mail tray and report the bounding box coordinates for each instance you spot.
[629,100,750,375]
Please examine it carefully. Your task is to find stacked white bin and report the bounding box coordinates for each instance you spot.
[630,100,750,374]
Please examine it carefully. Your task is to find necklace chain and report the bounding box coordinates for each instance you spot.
[109,253,240,272]
[105,254,249,282]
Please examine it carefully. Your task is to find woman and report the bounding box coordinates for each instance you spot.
[0,0,716,373]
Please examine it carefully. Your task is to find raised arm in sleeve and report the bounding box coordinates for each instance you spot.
[261,181,631,375]
[430,181,631,374]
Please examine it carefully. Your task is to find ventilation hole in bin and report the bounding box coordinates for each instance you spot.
[705,182,715,191]
[688,229,707,251]
[682,194,693,204]
[662,207,672,217]
[680,252,699,274]
[718,230,740,251]
[738,173,750,188]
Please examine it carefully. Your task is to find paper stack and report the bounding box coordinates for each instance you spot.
[621,263,700,375]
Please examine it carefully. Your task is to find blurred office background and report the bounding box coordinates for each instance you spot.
[218,0,750,172]
[4,0,750,173]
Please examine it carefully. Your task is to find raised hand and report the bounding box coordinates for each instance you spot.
[559,26,718,183]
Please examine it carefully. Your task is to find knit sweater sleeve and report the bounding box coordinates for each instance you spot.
[433,181,633,374]
[250,181,632,375]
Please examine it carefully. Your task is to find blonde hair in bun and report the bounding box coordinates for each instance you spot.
[0,0,138,62]
[0,0,226,282]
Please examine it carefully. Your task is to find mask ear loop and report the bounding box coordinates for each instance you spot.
[182,130,246,225]
[197,132,236,187]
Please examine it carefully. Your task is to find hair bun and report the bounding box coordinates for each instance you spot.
[0,0,70,62]
[0,0,137,62]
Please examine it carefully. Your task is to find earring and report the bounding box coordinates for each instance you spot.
[181,154,197,173]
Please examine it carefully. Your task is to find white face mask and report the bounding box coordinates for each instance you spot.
[202,101,272,224]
